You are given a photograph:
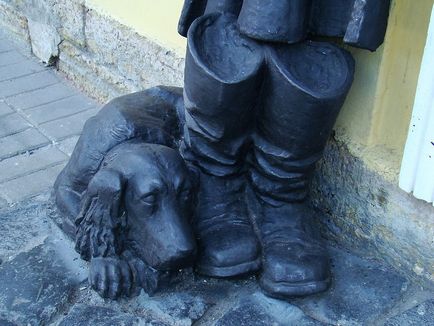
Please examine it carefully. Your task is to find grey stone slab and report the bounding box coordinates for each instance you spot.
[0,195,7,208]
[59,305,142,326]
[134,291,211,326]
[0,40,14,53]
[0,50,27,67]
[0,318,17,326]
[0,60,47,82]
[0,113,31,137]
[0,101,13,117]
[0,195,51,261]
[39,107,99,140]
[6,82,77,110]
[292,247,409,325]
[0,70,59,97]
[0,163,65,203]
[385,299,434,326]
[217,293,324,326]
[0,239,86,325]
[25,94,96,124]
[0,128,50,159]
[57,136,79,156]
[0,146,67,182]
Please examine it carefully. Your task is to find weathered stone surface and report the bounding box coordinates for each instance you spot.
[133,291,211,326]
[217,292,323,326]
[0,2,30,42]
[0,163,65,203]
[0,70,59,98]
[57,136,79,157]
[52,0,86,47]
[0,60,47,82]
[0,145,67,182]
[0,195,7,208]
[0,101,13,116]
[293,247,409,325]
[0,50,27,67]
[385,299,434,326]
[39,107,99,140]
[0,38,14,53]
[312,139,434,289]
[24,94,95,124]
[0,195,51,260]
[0,113,30,138]
[59,304,142,326]
[27,19,61,63]
[0,238,86,325]
[0,128,50,160]
[7,82,76,110]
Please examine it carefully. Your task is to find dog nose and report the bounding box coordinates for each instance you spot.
[155,234,197,270]
[165,244,197,270]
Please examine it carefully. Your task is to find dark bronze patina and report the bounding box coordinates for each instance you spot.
[53,0,390,300]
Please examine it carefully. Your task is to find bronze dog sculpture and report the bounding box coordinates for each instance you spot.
[53,87,196,299]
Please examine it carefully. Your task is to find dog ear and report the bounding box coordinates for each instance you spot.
[75,170,125,261]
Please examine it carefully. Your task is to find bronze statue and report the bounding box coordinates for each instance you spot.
[52,0,390,300]
[178,0,389,299]
[53,87,196,299]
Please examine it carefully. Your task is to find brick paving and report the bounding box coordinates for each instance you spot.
[0,37,98,205]
[1,32,434,326]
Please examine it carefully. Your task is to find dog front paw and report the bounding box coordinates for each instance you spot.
[89,257,133,299]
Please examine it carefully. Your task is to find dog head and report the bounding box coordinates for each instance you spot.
[75,141,197,271]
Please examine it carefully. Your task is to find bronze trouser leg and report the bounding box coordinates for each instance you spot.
[181,13,264,277]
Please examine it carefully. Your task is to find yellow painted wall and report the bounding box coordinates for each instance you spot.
[86,0,187,54]
[335,0,432,181]
[86,0,432,182]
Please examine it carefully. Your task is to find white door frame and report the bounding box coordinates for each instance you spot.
[399,4,434,205]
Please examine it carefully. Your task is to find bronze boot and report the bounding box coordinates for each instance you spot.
[250,41,355,298]
[182,13,264,277]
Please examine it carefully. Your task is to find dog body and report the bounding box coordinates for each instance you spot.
[53,87,196,298]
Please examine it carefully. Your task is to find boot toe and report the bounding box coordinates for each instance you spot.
[197,226,261,277]
[260,247,330,298]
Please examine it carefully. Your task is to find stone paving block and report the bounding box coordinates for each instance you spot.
[57,135,79,156]
[0,70,59,98]
[0,195,7,208]
[39,107,100,140]
[0,317,17,326]
[292,247,409,325]
[0,238,86,325]
[0,113,31,137]
[0,128,50,160]
[217,292,323,326]
[0,163,65,203]
[0,60,47,82]
[0,39,14,53]
[6,82,77,110]
[25,94,96,124]
[133,291,211,326]
[0,50,27,67]
[385,299,434,325]
[58,305,143,326]
[0,195,51,261]
[0,146,67,183]
[0,101,13,116]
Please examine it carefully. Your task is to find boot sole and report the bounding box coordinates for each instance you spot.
[260,276,330,299]
[196,258,261,278]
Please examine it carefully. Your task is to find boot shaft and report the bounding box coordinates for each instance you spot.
[250,42,355,203]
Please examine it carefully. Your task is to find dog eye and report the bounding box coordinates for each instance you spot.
[179,188,192,200]
[140,193,157,206]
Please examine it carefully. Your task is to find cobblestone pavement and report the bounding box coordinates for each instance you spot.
[1,31,433,326]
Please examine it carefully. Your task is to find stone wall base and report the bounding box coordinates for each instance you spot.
[1,0,433,290]
[0,0,184,102]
